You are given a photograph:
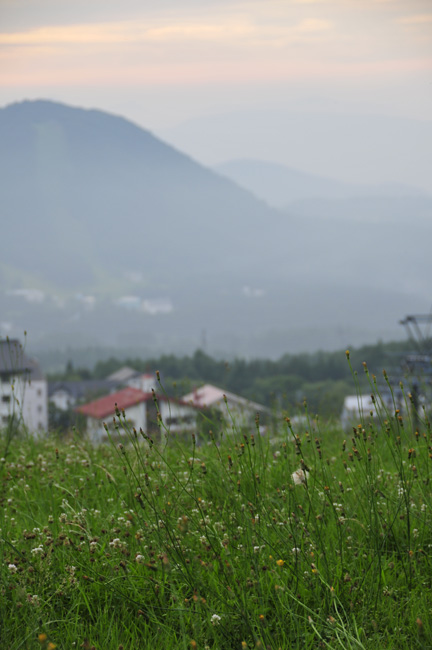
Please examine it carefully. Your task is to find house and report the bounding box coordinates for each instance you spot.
[48,379,119,411]
[182,384,269,428]
[341,390,403,430]
[0,338,48,433]
[106,366,140,383]
[106,366,158,392]
[75,386,197,443]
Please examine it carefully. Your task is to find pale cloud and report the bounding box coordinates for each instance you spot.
[0,15,334,48]
[0,0,430,95]
[295,19,333,32]
[0,23,135,45]
[397,13,432,24]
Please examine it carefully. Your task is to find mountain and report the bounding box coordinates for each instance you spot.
[1,99,430,358]
[1,100,282,290]
[161,109,432,194]
[214,159,429,208]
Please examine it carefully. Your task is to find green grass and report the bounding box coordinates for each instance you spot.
[1,379,432,649]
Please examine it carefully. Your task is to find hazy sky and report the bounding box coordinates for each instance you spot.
[1,0,431,180]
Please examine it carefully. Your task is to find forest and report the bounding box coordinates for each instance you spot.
[48,339,415,419]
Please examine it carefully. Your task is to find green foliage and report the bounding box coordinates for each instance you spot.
[1,384,431,648]
[62,340,411,419]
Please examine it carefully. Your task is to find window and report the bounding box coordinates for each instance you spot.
[37,389,42,397]
[2,395,11,404]
[37,405,43,413]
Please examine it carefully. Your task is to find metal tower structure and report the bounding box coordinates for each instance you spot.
[399,313,432,431]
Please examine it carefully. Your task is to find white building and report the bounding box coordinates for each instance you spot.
[49,379,118,411]
[0,339,48,433]
[182,384,269,428]
[340,391,402,430]
[76,386,197,443]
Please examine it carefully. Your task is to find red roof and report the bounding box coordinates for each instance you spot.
[76,387,150,419]
[75,386,196,420]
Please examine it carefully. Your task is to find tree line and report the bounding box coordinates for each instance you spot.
[48,339,413,419]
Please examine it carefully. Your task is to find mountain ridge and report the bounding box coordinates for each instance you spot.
[1,99,430,356]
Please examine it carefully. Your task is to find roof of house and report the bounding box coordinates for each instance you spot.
[0,339,44,379]
[182,384,269,413]
[48,379,118,400]
[76,386,195,419]
[106,366,140,382]
[75,387,150,419]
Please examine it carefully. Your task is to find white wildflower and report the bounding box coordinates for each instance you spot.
[109,538,122,549]
[211,614,221,626]
[292,469,309,485]
[31,546,44,555]
[8,563,17,573]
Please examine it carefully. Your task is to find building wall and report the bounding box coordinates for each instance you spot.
[159,401,196,433]
[86,402,147,443]
[0,375,16,428]
[22,378,48,432]
[0,373,48,433]
[127,374,157,393]
[218,397,258,427]
[50,389,74,412]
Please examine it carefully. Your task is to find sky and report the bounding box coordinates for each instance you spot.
[1,0,432,183]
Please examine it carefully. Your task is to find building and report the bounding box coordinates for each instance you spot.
[340,390,403,430]
[49,379,119,411]
[182,384,269,428]
[105,367,157,392]
[0,339,48,433]
[75,386,197,443]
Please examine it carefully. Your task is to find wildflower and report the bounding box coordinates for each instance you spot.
[8,563,17,573]
[38,633,47,643]
[135,554,145,563]
[292,547,301,555]
[292,469,309,485]
[31,546,44,555]
[276,559,284,567]
[211,614,221,626]
[109,538,122,549]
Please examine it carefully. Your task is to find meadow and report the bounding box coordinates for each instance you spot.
[1,362,432,649]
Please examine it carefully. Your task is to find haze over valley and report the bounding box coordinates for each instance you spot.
[1,99,431,360]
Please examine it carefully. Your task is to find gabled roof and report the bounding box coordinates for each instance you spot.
[48,379,118,400]
[76,386,195,420]
[106,366,140,382]
[0,339,44,379]
[76,387,149,419]
[183,384,269,413]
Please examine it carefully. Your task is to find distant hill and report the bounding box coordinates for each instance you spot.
[214,159,429,208]
[1,99,431,357]
[162,109,432,193]
[1,100,282,290]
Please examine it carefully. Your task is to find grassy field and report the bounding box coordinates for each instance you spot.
[1,370,432,649]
